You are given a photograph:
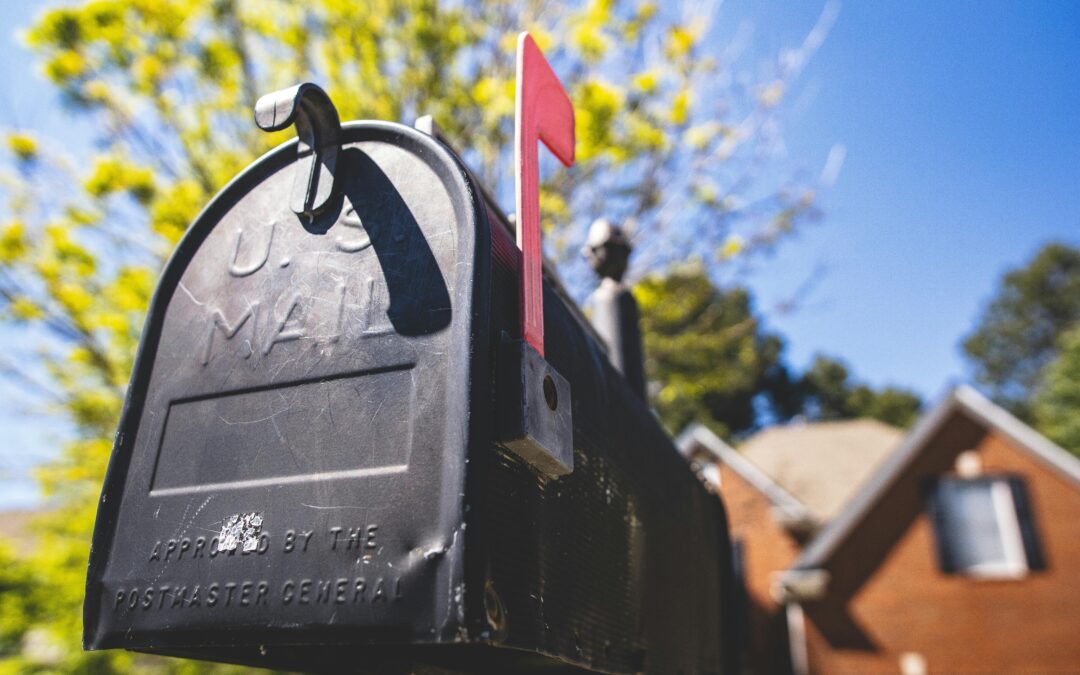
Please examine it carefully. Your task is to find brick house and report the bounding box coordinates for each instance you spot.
[679,385,1080,674]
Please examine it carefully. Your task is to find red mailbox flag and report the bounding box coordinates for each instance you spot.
[515,32,576,357]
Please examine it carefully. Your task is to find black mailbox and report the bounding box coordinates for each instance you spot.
[84,81,735,673]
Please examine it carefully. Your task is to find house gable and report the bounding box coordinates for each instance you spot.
[790,386,1080,673]
[793,385,1080,574]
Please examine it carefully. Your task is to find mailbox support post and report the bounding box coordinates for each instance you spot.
[584,218,646,400]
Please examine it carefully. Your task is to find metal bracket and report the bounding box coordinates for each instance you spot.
[254,82,341,218]
[497,337,574,477]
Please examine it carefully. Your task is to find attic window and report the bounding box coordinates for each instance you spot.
[926,476,1045,578]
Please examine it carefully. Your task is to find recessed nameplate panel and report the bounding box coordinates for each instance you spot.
[150,365,415,495]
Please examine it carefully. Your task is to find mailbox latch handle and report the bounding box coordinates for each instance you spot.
[254,82,341,218]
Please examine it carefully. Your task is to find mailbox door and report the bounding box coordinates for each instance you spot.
[84,122,491,657]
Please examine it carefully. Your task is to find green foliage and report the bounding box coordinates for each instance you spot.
[0,0,829,669]
[0,517,138,674]
[636,269,919,437]
[636,266,792,437]
[4,134,37,163]
[1033,326,1080,457]
[0,544,41,661]
[797,354,849,420]
[963,242,1080,419]
[844,385,924,429]
[800,354,922,429]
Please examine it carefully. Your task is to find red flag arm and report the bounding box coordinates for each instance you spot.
[514,32,575,357]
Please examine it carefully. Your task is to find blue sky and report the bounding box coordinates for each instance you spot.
[732,0,1080,399]
[1,1,1079,507]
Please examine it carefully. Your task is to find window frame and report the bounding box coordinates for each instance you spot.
[925,474,1046,579]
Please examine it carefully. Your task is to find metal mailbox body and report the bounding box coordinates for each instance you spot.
[84,121,735,673]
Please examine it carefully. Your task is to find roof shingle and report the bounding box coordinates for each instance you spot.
[738,419,904,522]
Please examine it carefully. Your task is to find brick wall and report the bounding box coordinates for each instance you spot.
[719,465,803,674]
[802,423,1080,673]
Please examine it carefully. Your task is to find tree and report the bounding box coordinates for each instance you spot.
[798,354,849,420]
[963,243,1080,419]
[636,266,795,437]
[0,1,835,669]
[1033,326,1080,457]
[636,270,921,437]
[800,354,922,428]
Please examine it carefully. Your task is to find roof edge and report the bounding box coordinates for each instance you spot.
[952,385,1080,489]
[791,384,1080,572]
[790,391,958,570]
[676,423,814,521]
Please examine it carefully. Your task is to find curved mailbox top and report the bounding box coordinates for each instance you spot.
[84,121,490,653]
